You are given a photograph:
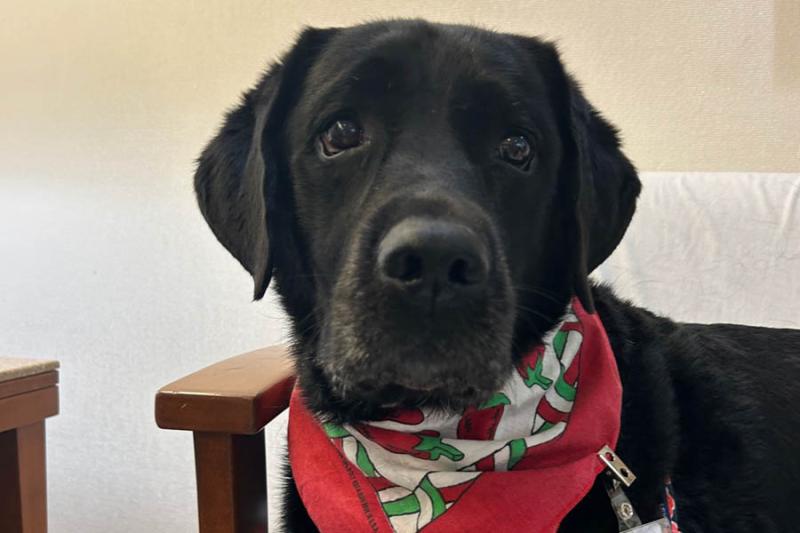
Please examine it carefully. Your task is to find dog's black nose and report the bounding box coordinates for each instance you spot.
[378,218,489,306]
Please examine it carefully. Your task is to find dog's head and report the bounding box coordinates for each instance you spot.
[195,21,640,421]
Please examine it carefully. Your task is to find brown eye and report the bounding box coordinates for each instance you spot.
[498,135,533,167]
[320,119,363,156]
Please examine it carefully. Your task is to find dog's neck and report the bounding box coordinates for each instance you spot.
[288,298,623,533]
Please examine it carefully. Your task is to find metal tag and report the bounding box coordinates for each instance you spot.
[621,518,673,532]
[598,445,637,487]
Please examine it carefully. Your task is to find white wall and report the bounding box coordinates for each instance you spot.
[0,178,289,531]
[0,1,797,532]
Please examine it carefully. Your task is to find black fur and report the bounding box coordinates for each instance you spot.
[194,20,800,532]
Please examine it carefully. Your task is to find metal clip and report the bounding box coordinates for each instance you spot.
[598,445,637,487]
[605,476,644,531]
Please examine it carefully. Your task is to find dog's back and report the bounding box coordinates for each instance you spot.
[676,322,800,528]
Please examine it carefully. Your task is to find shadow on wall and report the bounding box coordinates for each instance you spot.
[774,1,800,90]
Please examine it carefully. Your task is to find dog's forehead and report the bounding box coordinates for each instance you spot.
[321,23,503,73]
[303,21,548,113]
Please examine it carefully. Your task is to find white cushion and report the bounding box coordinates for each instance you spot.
[595,172,800,328]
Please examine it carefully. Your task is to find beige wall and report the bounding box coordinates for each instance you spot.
[1,0,798,175]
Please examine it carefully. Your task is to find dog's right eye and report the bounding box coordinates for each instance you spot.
[498,135,534,169]
[320,119,363,156]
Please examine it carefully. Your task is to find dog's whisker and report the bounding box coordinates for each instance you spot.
[511,284,564,304]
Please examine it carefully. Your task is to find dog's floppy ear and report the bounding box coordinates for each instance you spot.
[539,43,642,311]
[194,28,336,300]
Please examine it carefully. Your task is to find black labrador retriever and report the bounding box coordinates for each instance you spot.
[194,20,800,532]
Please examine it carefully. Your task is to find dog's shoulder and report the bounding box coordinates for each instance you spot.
[594,284,798,531]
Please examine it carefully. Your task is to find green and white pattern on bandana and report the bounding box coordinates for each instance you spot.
[324,306,586,532]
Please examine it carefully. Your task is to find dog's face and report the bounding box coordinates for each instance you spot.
[195,21,640,421]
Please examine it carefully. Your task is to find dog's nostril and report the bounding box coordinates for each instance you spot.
[383,250,424,284]
[398,253,423,283]
[447,259,472,285]
[448,258,469,285]
[448,256,487,286]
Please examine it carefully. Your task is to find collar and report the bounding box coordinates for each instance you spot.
[289,298,622,532]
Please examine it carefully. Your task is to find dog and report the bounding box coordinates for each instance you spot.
[194,20,800,532]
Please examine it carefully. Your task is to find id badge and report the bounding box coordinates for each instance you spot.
[621,518,673,533]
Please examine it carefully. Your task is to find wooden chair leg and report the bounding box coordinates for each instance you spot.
[0,422,47,533]
[193,431,267,533]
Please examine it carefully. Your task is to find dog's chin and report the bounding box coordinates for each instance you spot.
[373,383,496,412]
[318,332,514,420]
[330,373,508,418]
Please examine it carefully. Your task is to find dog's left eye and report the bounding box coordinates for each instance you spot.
[498,135,533,167]
[320,119,364,156]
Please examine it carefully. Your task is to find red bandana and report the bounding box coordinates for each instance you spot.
[289,298,622,532]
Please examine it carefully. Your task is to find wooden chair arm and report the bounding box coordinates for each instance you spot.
[155,345,295,434]
[155,345,295,533]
